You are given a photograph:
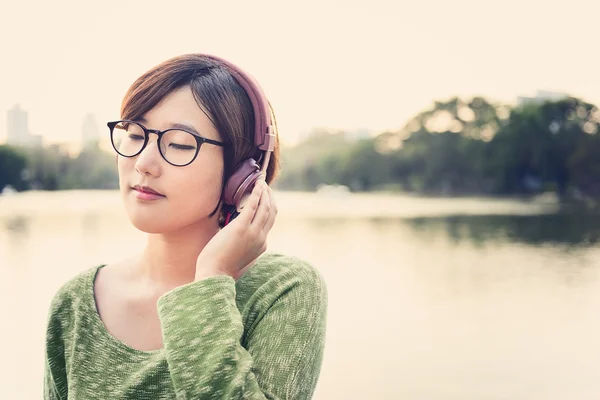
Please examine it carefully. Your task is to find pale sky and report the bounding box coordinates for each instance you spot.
[1,0,598,146]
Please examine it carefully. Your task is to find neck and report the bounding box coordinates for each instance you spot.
[136,219,220,292]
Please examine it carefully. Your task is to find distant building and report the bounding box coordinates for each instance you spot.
[6,104,42,147]
[7,105,28,145]
[517,90,569,107]
[82,113,101,148]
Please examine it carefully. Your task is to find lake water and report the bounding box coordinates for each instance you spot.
[1,190,599,399]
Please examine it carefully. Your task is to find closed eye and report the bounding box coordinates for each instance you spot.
[169,143,196,150]
[128,134,145,141]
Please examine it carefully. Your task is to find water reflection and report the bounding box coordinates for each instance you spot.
[2,215,31,256]
[404,212,600,247]
[4,215,29,234]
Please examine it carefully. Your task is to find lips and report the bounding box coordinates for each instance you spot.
[132,185,165,197]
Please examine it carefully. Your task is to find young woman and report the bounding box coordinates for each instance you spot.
[44,54,328,399]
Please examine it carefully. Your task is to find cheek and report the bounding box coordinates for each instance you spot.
[169,159,224,222]
[122,159,224,233]
[174,162,223,213]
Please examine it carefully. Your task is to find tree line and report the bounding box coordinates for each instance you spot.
[0,143,118,192]
[276,96,600,201]
[1,96,599,202]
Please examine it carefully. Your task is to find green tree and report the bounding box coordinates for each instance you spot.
[377,97,507,194]
[487,97,598,197]
[0,145,28,191]
[276,129,350,190]
[60,144,118,189]
[567,131,600,198]
[397,130,490,194]
[335,139,393,191]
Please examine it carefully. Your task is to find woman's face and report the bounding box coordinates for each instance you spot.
[117,85,225,233]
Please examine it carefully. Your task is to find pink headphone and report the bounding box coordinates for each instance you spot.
[201,55,277,222]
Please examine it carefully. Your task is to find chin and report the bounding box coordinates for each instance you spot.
[125,205,213,234]
[128,214,174,234]
[122,199,172,233]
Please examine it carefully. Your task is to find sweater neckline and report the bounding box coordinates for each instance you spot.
[88,264,165,357]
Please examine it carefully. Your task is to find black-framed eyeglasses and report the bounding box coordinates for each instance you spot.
[107,120,227,167]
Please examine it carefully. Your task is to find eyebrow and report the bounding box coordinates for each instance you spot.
[136,117,203,137]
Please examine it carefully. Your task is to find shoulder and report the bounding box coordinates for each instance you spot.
[47,265,102,321]
[242,252,326,290]
[235,252,327,309]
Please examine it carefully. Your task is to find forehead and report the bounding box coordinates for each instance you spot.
[141,85,221,141]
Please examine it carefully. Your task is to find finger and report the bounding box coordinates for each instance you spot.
[263,187,277,231]
[238,181,263,225]
[251,181,271,227]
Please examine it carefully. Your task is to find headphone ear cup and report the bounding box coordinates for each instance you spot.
[223,158,262,209]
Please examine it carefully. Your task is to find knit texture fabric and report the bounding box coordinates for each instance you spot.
[44,253,327,399]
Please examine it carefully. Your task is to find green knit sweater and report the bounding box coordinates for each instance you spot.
[44,253,328,399]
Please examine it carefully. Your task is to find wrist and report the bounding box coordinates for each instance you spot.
[194,266,231,281]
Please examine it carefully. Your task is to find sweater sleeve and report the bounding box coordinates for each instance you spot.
[43,280,75,400]
[156,269,327,399]
[44,350,64,400]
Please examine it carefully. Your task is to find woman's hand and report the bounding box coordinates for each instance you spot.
[195,178,277,281]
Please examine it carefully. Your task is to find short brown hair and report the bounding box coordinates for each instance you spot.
[120,54,281,222]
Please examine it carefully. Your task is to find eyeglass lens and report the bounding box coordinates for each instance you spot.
[111,122,199,166]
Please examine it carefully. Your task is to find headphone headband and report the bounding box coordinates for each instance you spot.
[201,54,277,210]
[202,55,276,156]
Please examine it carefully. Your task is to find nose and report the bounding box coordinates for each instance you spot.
[134,135,162,177]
